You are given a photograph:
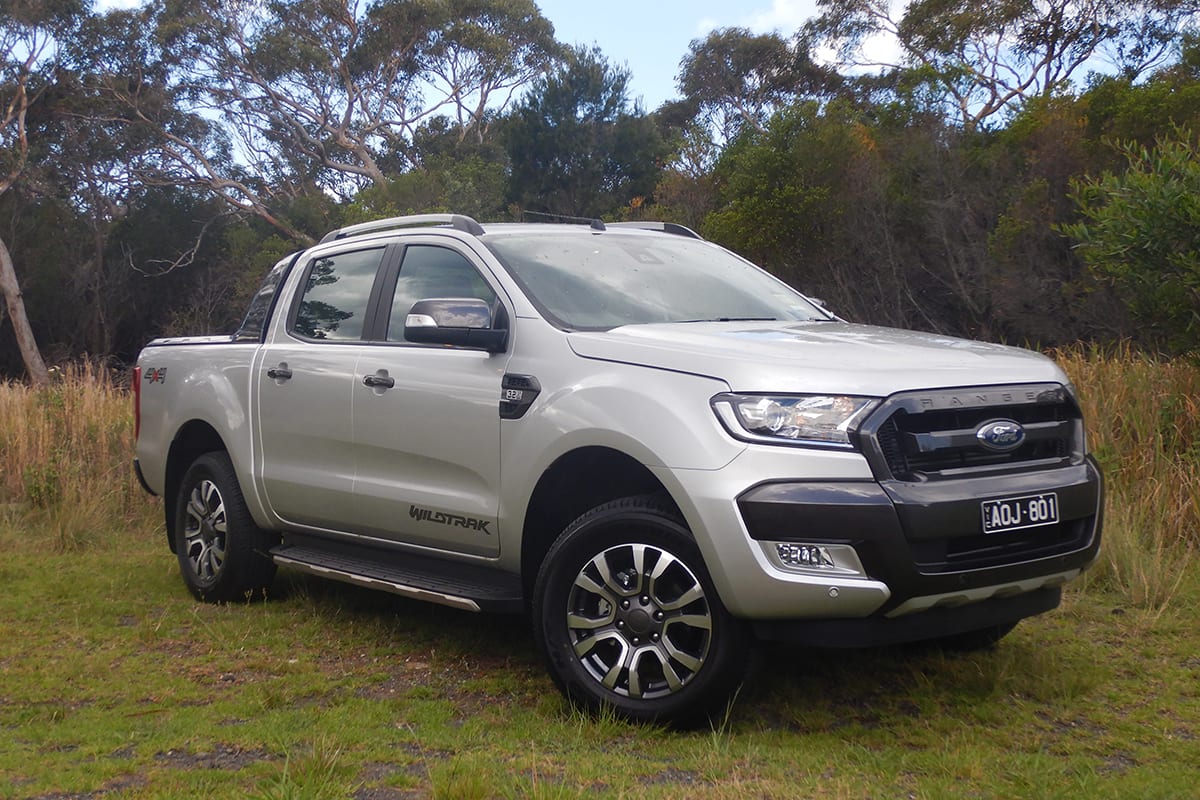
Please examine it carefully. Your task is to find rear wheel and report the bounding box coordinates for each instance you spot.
[533,496,751,726]
[174,451,277,603]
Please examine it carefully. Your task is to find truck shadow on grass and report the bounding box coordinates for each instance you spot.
[742,636,1099,734]
[268,568,1099,733]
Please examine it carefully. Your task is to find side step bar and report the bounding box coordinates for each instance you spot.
[270,540,524,614]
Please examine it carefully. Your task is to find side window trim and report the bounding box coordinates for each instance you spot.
[362,243,403,341]
[364,242,407,342]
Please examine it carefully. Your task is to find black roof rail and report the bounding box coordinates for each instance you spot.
[318,214,485,244]
[607,221,703,240]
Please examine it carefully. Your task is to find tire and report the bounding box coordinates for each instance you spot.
[532,496,752,727]
[935,622,1018,652]
[174,451,277,603]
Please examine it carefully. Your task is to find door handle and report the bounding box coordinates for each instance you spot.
[267,365,292,380]
[363,374,395,389]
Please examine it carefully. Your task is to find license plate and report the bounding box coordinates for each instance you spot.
[981,493,1059,534]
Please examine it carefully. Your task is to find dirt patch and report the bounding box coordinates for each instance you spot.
[153,743,274,771]
[353,763,422,800]
[26,774,147,800]
[1099,751,1139,776]
[352,788,421,800]
[639,766,707,786]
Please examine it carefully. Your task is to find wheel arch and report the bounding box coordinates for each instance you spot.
[163,420,229,552]
[519,446,682,600]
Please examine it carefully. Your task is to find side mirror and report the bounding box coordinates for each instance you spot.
[404,298,508,353]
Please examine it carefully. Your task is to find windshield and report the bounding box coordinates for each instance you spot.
[483,232,829,330]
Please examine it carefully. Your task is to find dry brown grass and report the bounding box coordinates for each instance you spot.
[0,362,156,549]
[1055,344,1199,611]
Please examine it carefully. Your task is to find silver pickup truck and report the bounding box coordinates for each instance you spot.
[134,214,1103,724]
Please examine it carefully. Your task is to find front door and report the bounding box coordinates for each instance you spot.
[349,242,508,556]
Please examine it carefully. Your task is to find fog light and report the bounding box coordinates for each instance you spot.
[762,541,869,577]
[776,543,835,569]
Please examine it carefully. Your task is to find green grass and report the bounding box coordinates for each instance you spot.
[1,520,1196,798]
[1,354,1198,798]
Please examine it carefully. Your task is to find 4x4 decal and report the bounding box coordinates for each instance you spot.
[409,504,492,535]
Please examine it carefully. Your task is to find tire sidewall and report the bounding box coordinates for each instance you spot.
[174,451,275,603]
[533,499,749,726]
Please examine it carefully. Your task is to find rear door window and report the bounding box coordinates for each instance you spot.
[290,248,385,341]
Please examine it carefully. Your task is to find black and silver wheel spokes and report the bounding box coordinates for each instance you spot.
[566,543,712,700]
[183,479,227,581]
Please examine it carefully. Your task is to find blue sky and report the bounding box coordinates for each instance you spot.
[532,0,822,110]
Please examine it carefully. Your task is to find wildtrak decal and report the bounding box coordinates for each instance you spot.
[409,505,492,535]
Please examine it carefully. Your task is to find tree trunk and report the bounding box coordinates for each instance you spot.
[0,234,49,386]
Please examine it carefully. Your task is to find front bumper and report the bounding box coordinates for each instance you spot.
[655,440,1102,646]
[752,586,1063,646]
[737,456,1103,617]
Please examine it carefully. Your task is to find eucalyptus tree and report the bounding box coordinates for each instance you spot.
[423,0,561,143]
[150,0,559,242]
[0,0,86,384]
[809,0,1200,129]
[677,27,838,143]
[663,27,840,226]
[504,45,668,219]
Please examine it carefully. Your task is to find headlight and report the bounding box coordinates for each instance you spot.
[711,393,880,448]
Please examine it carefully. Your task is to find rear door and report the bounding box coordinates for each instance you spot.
[349,239,509,556]
[255,244,393,530]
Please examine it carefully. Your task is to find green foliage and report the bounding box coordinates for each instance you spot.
[22,462,59,508]
[346,120,510,224]
[505,46,669,219]
[808,0,1200,129]
[677,27,837,141]
[1063,132,1200,351]
[703,102,848,272]
[1083,66,1200,148]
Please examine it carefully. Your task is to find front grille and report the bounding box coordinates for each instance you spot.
[862,384,1082,481]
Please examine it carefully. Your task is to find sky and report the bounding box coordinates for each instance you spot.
[531,0,825,110]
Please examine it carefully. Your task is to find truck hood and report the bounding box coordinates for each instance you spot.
[567,321,1066,395]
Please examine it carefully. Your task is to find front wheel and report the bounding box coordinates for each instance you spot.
[532,497,752,726]
[174,451,277,603]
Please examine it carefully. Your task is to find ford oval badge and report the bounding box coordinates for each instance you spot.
[976,419,1026,452]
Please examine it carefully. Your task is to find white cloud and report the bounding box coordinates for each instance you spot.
[738,0,905,71]
[741,0,821,35]
[859,30,904,69]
